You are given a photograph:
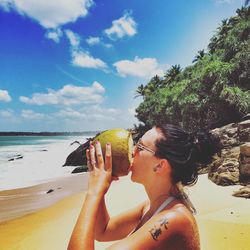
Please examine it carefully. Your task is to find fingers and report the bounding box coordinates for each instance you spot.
[105,143,112,172]
[87,141,112,172]
[86,149,92,171]
[89,144,97,169]
[95,141,104,169]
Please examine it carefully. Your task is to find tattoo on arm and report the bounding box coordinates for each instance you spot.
[149,216,169,241]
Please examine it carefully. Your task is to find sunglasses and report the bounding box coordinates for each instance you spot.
[135,139,155,154]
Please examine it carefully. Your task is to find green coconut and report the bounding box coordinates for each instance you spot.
[93,128,133,177]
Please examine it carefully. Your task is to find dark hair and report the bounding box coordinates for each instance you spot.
[154,124,220,186]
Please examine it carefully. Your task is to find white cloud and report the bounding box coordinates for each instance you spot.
[86,36,113,48]
[0,109,14,118]
[0,0,93,29]
[0,89,12,102]
[55,105,121,122]
[113,57,165,79]
[65,29,81,47]
[64,30,108,70]
[83,105,121,116]
[86,36,101,45]
[211,0,241,5]
[45,28,63,43]
[19,81,105,106]
[104,12,137,40]
[55,108,86,119]
[72,50,107,69]
[21,109,47,120]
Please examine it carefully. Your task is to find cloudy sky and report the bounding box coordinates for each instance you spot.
[0,0,244,132]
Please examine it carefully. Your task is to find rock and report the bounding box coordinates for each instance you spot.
[239,127,250,142]
[232,185,250,198]
[208,158,240,186]
[71,166,88,174]
[46,189,54,194]
[240,143,250,157]
[206,120,250,187]
[221,147,240,158]
[238,119,250,131]
[240,164,250,177]
[8,155,24,161]
[239,143,250,183]
[63,144,87,167]
[211,123,239,149]
[242,114,250,121]
[70,141,81,146]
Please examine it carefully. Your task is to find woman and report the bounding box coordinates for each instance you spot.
[68,124,220,250]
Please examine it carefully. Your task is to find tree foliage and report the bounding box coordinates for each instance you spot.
[135,6,250,132]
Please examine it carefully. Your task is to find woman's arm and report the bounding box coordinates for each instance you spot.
[68,191,103,250]
[95,200,148,242]
[68,141,113,250]
[105,209,190,250]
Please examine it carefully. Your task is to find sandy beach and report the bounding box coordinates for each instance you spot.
[0,173,249,250]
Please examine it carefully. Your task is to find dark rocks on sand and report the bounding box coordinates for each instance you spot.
[63,145,86,167]
[70,141,81,146]
[46,189,54,194]
[63,140,91,167]
[71,166,88,174]
[8,155,24,161]
[232,185,250,198]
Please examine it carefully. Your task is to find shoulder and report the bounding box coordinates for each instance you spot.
[106,203,196,250]
[149,203,195,237]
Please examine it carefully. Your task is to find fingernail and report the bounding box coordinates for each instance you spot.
[107,142,110,146]
[96,140,99,145]
[90,145,94,149]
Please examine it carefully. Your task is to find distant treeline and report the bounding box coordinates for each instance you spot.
[0,131,99,136]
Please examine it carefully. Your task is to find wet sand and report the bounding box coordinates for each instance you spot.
[0,174,249,250]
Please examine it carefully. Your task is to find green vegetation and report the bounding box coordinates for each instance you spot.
[135,6,250,132]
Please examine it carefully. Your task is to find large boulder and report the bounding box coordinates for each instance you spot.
[207,120,250,186]
[239,143,250,183]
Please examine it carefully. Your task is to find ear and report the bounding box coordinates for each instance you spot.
[157,159,171,175]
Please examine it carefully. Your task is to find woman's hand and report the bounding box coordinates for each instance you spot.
[86,141,117,197]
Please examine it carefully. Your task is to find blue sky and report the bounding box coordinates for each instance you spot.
[0,0,245,132]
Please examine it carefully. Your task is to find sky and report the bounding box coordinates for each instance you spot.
[0,0,246,132]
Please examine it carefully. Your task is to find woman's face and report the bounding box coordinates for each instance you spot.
[131,127,162,183]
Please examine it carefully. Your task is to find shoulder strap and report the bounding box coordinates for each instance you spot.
[152,196,175,216]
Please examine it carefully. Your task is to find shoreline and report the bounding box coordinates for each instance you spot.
[0,174,249,250]
[0,173,88,223]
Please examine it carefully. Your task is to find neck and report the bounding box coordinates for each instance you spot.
[143,177,174,214]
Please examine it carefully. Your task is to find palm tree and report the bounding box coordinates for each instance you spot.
[149,75,162,88]
[236,6,250,20]
[217,18,233,36]
[163,64,182,85]
[192,50,206,63]
[134,84,146,98]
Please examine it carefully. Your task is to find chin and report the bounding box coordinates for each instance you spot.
[130,171,136,182]
[130,172,141,184]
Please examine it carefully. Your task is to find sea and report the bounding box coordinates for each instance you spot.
[0,134,95,190]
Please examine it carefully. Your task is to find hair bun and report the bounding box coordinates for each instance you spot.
[190,130,220,164]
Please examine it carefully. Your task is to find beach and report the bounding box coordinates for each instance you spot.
[0,173,249,250]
